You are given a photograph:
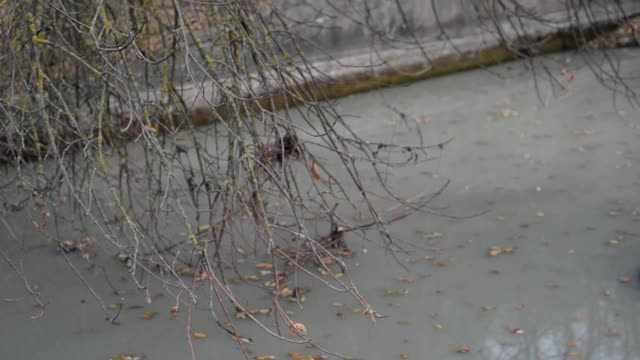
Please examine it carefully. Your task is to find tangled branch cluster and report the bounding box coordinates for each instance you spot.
[0,0,637,357]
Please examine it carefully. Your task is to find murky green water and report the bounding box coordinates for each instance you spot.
[2,49,640,360]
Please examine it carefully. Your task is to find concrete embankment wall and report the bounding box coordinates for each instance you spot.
[179,0,640,116]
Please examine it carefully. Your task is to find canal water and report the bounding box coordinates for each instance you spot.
[1,48,639,359]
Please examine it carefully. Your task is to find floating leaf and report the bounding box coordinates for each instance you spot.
[499,108,519,118]
[250,308,272,316]
[400,353,409,359]
[311,161,328,184]
[434,324,444,331]
[481,306,495,311]
[236,311,247,319]
[235,337,252,344]
[489,246,515,257]
[113,355,146,360]
[290,323,307,337]
[570,129,594,136]
[454,346,470,353]
[256,263,273,270]
[567,351,585,358]
[566,341,577,347]
[618,276,631,284]
[255,356,277,360]
[385,289,409,296]
[489,246,502,257]
[400,277,414,284]
[140,312,158,320]
[422,232,442,240]
[192,331,208,339]
[288,352,328,360]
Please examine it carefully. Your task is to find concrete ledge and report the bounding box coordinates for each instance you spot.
[174,3,640,125]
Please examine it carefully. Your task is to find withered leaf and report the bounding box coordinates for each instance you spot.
[385,289,409,296]
[140,312,158,320]
[311,161,328,184]
[192,331,208,339]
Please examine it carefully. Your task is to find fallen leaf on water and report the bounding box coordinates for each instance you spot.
[454,346,470,353]
[515,304,526,310]
[434,324,444,331]
[140,312,158,320]
[400,277,414,284]
[234,335,253,344]
[192,331,208,339]
[481,306,495,311]
[499,108,519,118]
[496,216,506,222]
[606,329,619,337]
[570,129,594,136]
[290,322,307,337]
[489,246,514,257]
[113,355,146,360]
[385,289,409,296]
[567,351,585,358]
[288,352,328,360]
[286,295,307,303]
[311,161,328,184]
[255,356,277,360]
[566,341,577,347]
[170,306,179,318]
[508,327,525,335]
[401,353,409,359]
[618,276,631,284]
[280,288,294,297]
[256,263,273,270]
[602,289,611,296]
[422,232,442,240]
[250,308,272,316]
